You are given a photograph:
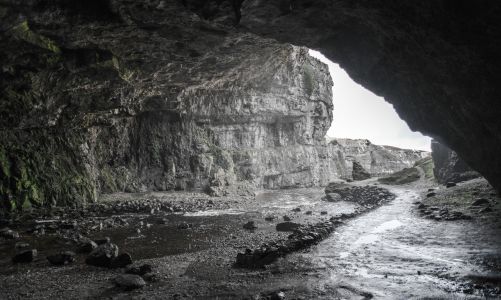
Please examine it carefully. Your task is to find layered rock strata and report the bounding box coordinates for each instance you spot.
[0,0,341,211]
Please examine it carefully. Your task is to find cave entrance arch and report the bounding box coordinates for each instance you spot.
[308,50,431,152]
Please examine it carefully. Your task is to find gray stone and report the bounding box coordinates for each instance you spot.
[125,264,153,276]
[110,253,133,268]
[276,222,301,232]
[77,238,98,253]
[0,228,19,239]
[94,237,111,245]
[472,198,490,206]
[114,274,146,290]
[243,221,257,230]
[85,242,119,268]
[446,182,457,188]
[177,222,192,230]
[47,251,75,266]
[324,193,342,202]
[352,161,371,181]
[264,215,276,221]
[13,249,37,263]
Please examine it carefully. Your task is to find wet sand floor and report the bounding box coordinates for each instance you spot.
[1,183,501,299]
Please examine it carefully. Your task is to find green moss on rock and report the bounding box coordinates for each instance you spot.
[10,21,61,54]
[0,129,97,214]
[302,65,314,96]
[0,148,10,178]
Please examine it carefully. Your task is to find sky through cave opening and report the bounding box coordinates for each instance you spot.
[309,50,432,152]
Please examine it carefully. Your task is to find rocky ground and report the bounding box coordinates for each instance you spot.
[0,174,501,299]
[415,178,500,222]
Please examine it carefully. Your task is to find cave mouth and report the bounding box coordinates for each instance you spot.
[309,50,432,152]
[2,2,501,298]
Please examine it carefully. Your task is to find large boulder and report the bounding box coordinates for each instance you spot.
[85,242,119,268]
[324,180,349,194]
[12,249,37,263]
[431,140,481,184]
[352,161,371,181]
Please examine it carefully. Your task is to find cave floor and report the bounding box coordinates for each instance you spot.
[1,178,501,299]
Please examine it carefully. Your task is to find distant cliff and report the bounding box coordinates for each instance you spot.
[327,138,430,180]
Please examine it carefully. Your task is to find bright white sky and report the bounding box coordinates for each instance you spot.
[309,50,431,151]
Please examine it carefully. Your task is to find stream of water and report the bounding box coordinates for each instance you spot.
[297,187,501,299]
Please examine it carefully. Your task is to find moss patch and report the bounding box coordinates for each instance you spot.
[0,129,97,215]
[10,21,61,54]
[302,64,314,96]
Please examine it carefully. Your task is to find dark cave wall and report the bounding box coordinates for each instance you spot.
[0,0,342,212]
[239,0,501,192]
[431,140,481,185]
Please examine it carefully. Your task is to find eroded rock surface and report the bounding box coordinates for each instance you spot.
[0,0,344,211]
[431,140,481,185]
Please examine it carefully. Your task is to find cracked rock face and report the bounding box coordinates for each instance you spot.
[0,0,342,211]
